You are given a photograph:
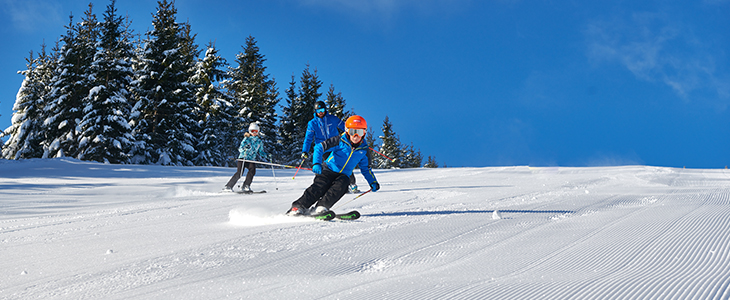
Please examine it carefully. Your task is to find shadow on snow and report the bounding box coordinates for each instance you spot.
[363,209,574,218]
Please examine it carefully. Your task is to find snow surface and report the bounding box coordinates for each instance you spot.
[2,158,730,299]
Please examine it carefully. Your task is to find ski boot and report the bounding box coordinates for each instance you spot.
[286,205,306,216]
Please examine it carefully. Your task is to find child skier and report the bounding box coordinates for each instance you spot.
[288,115,380,215]
[223,123,269,193]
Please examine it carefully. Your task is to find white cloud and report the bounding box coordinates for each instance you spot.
[1,0,63,33]
[585,11,729,101]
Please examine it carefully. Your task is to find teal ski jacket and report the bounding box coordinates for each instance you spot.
[238,134,268,161]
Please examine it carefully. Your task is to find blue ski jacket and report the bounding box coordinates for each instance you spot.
[302,113,345,154]
[313,133,377,186]
[238,134,268,161]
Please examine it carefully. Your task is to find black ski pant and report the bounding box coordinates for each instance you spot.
[226,160,256,189]
[292,168,350,210]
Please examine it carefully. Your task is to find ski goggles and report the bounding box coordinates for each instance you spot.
[249,129,259,134]
[316,108,326,114]
[347,128,365,137]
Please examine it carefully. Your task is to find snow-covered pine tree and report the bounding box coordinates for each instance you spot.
[424,156,439,168]
[44,8,98,159]
[179,20,204,164]
[375,115,403,169]
[278,65,323,165]
[365,127,377,167]
[223,36,280,163]
[278,75,303,164]
[299,64,322,121]
[2,49,50,159]
[130,0,200,166]
[192,42,235,166]
[296,65,323,164]
[401,143,423,168]
[265,81,282,161]
[77,0,135,164]
[325,84,351,120]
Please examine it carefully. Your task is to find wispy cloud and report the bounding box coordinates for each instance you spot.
[1,0,63,33]
[585,11,729,102]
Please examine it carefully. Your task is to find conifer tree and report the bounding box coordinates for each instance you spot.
[44,8,98,159]
[278,65,323,164]
[265,80,281,159]
[424,156,439,168]
[325,84,350,120]
[278,75,303,164]
[224,36,280,163]
[2,49,50,159]
[178,22,199,72]
[365,127,377,166]
[130,0,200,165]
[297,65,323,161]
[78,0,135,164]
[372,116,425,168]
[375,115,403,169]
[299,64,322,122]
[192,43,235,166]
[401,143,423,168]
[373,116,401,169]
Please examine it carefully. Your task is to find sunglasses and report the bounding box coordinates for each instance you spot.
[347,128,365,137]
[316,108,326,114]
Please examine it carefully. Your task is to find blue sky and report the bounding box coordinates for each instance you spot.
[1,0,729,168]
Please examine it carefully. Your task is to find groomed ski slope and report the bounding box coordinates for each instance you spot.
[2,158,730,299]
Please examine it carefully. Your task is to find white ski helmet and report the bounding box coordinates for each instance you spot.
[248,123,260,133]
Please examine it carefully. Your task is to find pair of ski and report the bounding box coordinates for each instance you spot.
[295,210,361,221]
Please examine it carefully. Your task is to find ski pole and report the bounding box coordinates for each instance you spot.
[369,147,394,162]
[269,159,279,191]
[237,159,311,170]
[332,189,372,210]
[292,157,306,179]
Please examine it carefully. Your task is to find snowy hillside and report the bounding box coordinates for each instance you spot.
[2,158,730,299]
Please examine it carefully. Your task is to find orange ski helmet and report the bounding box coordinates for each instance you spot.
[345,115,367,130]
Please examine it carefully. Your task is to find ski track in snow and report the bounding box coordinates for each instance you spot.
[2,159,730,299]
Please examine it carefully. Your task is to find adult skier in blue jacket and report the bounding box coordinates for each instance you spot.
[302,101,344,155]
[288,115,380,215]
[301,101,359,193]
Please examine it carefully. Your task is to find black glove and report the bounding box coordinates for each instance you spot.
[301,152,309,159]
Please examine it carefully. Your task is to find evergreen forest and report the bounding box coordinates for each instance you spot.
[1,0,436,168]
